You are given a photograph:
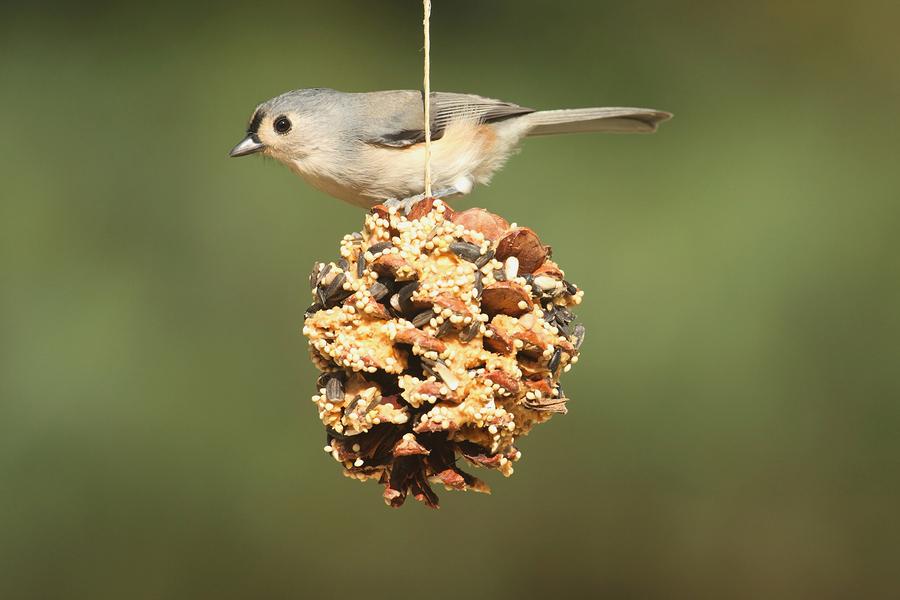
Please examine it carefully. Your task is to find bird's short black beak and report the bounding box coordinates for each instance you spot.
[229,134,265,157]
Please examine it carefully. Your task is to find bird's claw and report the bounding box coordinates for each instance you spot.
[383,187,462,215]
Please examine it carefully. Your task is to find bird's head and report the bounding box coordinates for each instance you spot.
[229,88,338,165]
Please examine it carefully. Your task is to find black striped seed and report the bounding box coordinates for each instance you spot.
[572,324,586,349]
[435,320,453,338]
[322,273,347,306]
[309,262,324,290]
[397,281,419,310]
[325,376,344,401]
[474,249,495,269]
[343,396,360,417]
[367,241,393,255]
[369,282,390,301]
[548,348,562,374]
[459,320,480,342]
[449,241,482,263]
[305,302,323,318]
[412,310,434,328]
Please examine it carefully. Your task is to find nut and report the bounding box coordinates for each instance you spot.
[495,227,549,274]
[450,208,510,241]
[481,281,534,317]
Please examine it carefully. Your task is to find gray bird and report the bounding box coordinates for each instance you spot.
[230,88,671,208]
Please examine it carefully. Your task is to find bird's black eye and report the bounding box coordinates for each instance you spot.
[273,116,292,134]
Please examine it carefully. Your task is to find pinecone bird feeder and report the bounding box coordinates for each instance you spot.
[303,198,585,508]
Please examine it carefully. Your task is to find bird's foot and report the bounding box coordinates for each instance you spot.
[383,187,463,215]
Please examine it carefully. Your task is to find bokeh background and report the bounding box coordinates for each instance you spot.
[2,1,899,598]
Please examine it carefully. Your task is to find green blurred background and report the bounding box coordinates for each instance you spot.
[2,1,899,598]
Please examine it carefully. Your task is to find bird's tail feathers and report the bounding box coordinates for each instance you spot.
[525,107,672,136]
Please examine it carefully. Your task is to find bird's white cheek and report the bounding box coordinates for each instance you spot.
[286,157,310,178]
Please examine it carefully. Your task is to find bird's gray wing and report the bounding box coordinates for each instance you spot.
[361,91,534,148]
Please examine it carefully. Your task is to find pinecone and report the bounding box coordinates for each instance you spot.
[303,198,585,508]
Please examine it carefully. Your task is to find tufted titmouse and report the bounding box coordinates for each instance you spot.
[229,88,671,208]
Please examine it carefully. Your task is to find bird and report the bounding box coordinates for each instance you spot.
[229,88,671,209]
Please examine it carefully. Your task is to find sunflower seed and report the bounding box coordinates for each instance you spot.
[493,268,506,282]
[343,396,360,417]
[459,320,480,342]
[314,263,333,291]
[523,399,568,414]
[433,361,459,391]
[324,272,347,303]
[556,307,574,324]
[317,371,344,388]
[534,275,559,292]
[473,271,483,298]
[319,262,333,281]
[572,324,586,349]
[309,262,324,290]
[422,357,455,389]
[367,241,393,255]
[325,376,344,401]
[504,256,519,281]
[369,282,389,301]
[421,359,438,379]
[326,426,349,441]
[435,319,453,338]
[564,280,578,295]
[449,241,482,263]
[475,249,495,269]
[336,258,349,271]
[356,251,366,277]
[555,319,573,337]
[389,294,402,313]
[316,372,331,388]
[412,310,434,328]
[304,302,323,318]
[397,280,419,310]
[363,395,381,414]
[548,348,562,373]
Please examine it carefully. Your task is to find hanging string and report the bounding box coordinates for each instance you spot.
[422,0,433,197]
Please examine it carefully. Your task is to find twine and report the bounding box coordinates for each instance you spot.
[422,0,433,197]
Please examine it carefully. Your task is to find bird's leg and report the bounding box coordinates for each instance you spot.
[383,186,464,215]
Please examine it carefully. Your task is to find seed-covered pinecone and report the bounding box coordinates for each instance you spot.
[302,198,585,508]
